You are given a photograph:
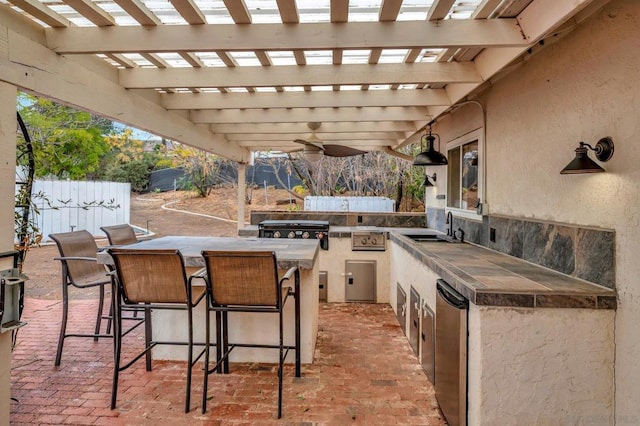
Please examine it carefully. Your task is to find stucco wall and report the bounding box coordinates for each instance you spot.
[470,307,615,425]
[432,0,639,420]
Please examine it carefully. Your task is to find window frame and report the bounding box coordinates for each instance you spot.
[446,128,484,220]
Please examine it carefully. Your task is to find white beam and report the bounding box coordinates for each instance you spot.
[226,132,408,142]
[161,89,451,110]
[331,0,348,23]
[119,62,482,89]
[168,0,206,25]
[210,121,419,134]
[517,0,596,43]
[427,0,455,21]
[63,0,116,27]
[44,20,527,54]
[0,23,247,161]
[193,107,430,124]
[6,0,70,27]
[241,140,396,149]
[379,0,402,21]
[420,0,604,131]
[276,0,298,23]
[223,0,252,24]
[113,0,162,26]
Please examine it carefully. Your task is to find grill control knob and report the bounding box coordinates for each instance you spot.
[361,238,368,245]
[288,231,296,239]
[273,231,281,238]
[302,231,310,239]
[371,238,377,245]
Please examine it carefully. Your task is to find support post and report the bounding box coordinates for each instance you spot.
[237,162,246,233]
[0,81,18,425]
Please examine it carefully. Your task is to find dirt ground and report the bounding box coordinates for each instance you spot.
[20,187,297,300]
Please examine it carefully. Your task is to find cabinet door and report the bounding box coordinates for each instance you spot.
[409,287,420,356]
[345,260,376,302]
[396,284,407,334]
[421,302,435,384]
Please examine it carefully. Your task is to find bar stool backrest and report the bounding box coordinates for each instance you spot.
[202,251,280,307]
[101,224,138,246]
[50,230,105,285]
[109,248,188,304]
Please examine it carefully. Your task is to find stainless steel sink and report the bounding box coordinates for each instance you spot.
[403,234,462,243]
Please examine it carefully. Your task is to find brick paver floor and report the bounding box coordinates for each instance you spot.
[11,298,446,425]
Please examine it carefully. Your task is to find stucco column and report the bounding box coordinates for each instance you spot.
[0,82,17,424]
[237,162,246,233]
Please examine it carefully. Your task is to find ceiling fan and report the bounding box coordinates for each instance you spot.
[293,122,367,161]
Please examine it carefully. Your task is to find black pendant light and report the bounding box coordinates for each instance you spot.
[560,137,614,174]
[413,125,448,166]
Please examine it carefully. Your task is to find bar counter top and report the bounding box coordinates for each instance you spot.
[99,236,320,270]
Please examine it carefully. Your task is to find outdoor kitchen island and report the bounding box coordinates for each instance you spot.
[102,236,320,364]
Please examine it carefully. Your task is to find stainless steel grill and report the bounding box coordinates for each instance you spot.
[258,220,330,250]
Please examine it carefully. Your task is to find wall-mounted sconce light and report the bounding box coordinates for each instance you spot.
[560,137,614,174]
[423,173,437,187]
[413,125,448,166]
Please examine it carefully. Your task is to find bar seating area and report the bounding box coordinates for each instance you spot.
[108,247,207,413]
[11,297,445,424]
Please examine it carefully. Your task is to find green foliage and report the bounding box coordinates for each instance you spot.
[98,128,163,192]
[174,144,223,197]
[103,157,158,192]
[17,94,111,180]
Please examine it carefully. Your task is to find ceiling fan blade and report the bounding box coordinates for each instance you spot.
[294,138,325,151]
[323,145,368,157]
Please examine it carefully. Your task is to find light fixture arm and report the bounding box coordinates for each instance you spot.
[587,137,614,162]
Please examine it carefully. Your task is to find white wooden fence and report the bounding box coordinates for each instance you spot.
[25,180,131,241]
[304,196,395,212]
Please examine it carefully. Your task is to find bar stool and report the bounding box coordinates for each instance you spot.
[100,224,138,246]
[49,230,112,366]
[108,248,207,413]
[199,250,299,418]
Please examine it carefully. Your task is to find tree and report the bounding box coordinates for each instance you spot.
[171,144,218,197]
[17,94,112,180]
[283,149,425,211]
[100,128,162,192]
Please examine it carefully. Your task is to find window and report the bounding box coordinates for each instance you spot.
[447,129,483,215]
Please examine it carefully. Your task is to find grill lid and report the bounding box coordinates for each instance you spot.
[258,220,329,230]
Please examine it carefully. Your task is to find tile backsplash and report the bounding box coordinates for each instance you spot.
[426,207,615,289]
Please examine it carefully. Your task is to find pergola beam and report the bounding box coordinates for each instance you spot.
[194,107,430,124]
[160,89,451,110]
[210,121,419,134]
[44,20,527,54]
[119,62,482,89]
[0,22,247,161]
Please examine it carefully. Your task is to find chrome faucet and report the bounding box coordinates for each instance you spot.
[446,211,454,237]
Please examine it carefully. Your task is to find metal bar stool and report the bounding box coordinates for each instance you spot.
[199,250,299,418]
[100,224,138,246]
[108,248,207,413]
[49,230,113,366]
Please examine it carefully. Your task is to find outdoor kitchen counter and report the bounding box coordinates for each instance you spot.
[100,236,320,364]
[238,224,438,238]
[391,232,616,309]
[99,235,319,270]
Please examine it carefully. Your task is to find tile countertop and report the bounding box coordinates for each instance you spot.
[239,225,438,238]
[390,233,616,309]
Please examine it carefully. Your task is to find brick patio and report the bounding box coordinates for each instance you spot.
[10,298,446,425]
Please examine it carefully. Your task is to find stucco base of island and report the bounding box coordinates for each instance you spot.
[468,307,614,424]
[390,242,615,424]
[151,263,319,364]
